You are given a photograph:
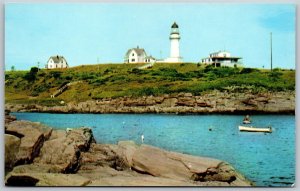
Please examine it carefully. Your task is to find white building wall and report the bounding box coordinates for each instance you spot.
[128,50,139,63]
[170,38,180,58]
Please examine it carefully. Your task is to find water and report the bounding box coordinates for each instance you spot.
[12,112,295,187]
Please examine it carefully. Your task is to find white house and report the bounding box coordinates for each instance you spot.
[201,51,242,67]
[124,46,148,63]
[45,55,68,69]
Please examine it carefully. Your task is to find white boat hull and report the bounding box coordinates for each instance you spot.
[243,120,251,124]
[239,126,272,133]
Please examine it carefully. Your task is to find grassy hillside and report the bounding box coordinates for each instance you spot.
[5,63,295,106]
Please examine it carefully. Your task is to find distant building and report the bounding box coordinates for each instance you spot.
[45,55,68,69]
[145,55,156,63]
[201,51,242,67]
[124,46,147,63]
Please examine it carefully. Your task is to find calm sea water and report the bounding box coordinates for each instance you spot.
[12,112,295,187]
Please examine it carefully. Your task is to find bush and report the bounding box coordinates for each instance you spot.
[50,71,62,79]
[65,75,73,80]
[240,68,259,74]
[269,70,283,81]
[24,67,39,81]
[130,68,143,74]
[130,86,171,97]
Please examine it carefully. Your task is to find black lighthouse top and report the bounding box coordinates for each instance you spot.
[171,22,179,28]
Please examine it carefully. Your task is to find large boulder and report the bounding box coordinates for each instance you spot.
[117,141,138,167]
[131,144,252,186]
[5,134,21,170]
[132,145,193,180]
[5,121,53,165]
[34,127,95,173]
[80,143,127,171]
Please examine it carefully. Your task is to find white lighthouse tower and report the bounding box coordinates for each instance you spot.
[166,22,182,62]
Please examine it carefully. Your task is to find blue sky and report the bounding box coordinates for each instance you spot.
[5,3,295,70]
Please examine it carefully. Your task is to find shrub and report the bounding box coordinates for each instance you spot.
[268,70,283,81]
[24,67,39,81]
[50,71,62,79]
[240,68,259,74]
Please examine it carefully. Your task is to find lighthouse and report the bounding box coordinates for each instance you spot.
[166,22,182,62]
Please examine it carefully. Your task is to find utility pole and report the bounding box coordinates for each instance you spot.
[270,32,273,71]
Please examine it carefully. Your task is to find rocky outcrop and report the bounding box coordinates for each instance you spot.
[5,120,53,166]
[5,91,295,114]
[5,118,253,186]
[76,141,252,186]
[5,135,21,170]
[33,127,96,173]
[129,144,250,186]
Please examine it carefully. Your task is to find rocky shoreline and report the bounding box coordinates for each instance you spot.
[5,91,295,114]
[5,112,253,186]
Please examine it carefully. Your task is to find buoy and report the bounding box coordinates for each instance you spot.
[141,134,144,143]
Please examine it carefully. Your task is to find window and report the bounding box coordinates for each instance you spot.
[131,59,135,62]
[132,53,134,56]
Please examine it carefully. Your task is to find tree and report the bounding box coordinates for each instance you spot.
[24,67,39,81]
[11,66,15,71]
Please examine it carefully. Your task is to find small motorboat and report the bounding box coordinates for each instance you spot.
[243,115,251,124]
[238,125,272,133]
[243,120,251,124]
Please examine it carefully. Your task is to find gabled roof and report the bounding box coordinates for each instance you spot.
[125,47,147,57]
[145,55,156,60]
[49,55,66,63]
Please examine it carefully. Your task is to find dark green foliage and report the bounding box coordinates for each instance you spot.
[269,70,283,82]
[104,68,112,74]
[24,67,39,81]
[31,83,51,96]
[130,86,171,97]
[203,65,214,73]
[109,75,127,82]
[30,67,39,73]
[65,75,73,80]
[38,72,46,77]
[89,77,108,86]
[79,72,96,80]
[240,68,259,74]
[50,71,62,79]
[129,68,144,74]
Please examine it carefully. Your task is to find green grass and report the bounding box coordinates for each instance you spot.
[5,63,295,105]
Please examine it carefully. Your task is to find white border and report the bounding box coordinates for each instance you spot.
[0,0,298,191]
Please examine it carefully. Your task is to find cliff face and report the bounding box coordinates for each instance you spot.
[5,114,253,186]
[6,91,295,114]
